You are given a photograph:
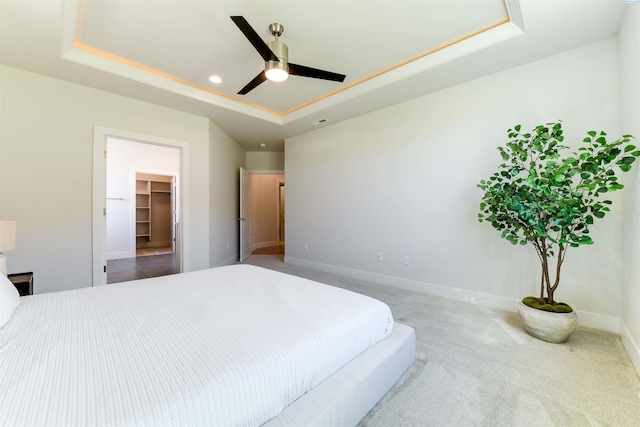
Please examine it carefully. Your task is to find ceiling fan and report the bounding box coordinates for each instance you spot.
[230,16,346,95]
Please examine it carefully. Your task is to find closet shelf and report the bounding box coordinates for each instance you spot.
[136,176,173,249]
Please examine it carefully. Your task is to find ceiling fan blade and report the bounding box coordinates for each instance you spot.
[238,71,267,95]
[231,16,278,62]
[288,63,346,82]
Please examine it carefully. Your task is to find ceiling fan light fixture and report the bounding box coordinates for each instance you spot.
[231,16,345,94]
[265,61,289,82]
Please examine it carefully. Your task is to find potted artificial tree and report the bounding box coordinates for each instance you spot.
[478,121,638,343]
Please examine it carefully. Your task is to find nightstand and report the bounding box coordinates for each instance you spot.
[8,272,33,296]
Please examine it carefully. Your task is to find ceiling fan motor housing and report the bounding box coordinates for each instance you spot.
[266,39,289,79]
[267,39,288,64]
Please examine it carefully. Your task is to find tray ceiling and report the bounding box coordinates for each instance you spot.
[0,0,627,150]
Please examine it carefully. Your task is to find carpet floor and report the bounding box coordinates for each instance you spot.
[241,254,640,427]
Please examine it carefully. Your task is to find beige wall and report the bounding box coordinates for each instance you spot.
[209,120,246,267]
[246,151,284,171]
[619,6,640,373]
[251,174,285,249]
[0,65,243,293]
[285,38,625,332]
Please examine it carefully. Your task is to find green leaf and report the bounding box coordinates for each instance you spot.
[479,122,635,280]
[580,235,594,245]
[619,156,636,165]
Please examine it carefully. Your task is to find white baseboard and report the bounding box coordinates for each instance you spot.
[574,310,620,333]
[620,321,640,376]
[214,254,239,268]
[284,256,620,333]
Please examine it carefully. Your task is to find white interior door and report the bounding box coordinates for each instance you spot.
[239,167,252,261]
[279,183,285,242]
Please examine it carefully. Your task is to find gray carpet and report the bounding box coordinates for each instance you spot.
[242,254,640,426]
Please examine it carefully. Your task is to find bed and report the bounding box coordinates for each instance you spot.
[0,264,415,426]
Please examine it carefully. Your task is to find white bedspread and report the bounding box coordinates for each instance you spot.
[0,264,393,426]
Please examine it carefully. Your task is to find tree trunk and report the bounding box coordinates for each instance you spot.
[539,239,552,304]
[548,247,564,304]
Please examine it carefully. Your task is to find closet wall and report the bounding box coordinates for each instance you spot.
[250,174,284,250]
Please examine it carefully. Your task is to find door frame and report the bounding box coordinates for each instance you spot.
[239,167,252,262]
[239,169,285,258]
[92,126,190,286]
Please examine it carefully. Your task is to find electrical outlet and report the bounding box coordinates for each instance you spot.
[403,255,410,265]
[226,242,230,250]
[304,243,308,251]
[377,252,383,261]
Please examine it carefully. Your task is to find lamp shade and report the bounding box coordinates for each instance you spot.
[0,221,16,252]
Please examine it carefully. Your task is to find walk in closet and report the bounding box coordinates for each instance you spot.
[135,173,174,252]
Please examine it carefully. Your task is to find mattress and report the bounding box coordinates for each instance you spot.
[0,264,394,426]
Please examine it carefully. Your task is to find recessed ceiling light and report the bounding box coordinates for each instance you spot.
[259,143,267,148]
[209,75,222,84]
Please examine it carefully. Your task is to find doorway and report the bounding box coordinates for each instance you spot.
[99,134,182,284]
[93,127,190,286]
[243,172,285,257]
[106,139,179,283]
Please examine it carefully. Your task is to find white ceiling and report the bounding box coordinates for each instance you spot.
[0,0,627,151]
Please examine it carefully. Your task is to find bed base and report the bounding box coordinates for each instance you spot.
[264,322,416,426]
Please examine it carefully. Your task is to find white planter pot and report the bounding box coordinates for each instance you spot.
[518,301,578,343]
